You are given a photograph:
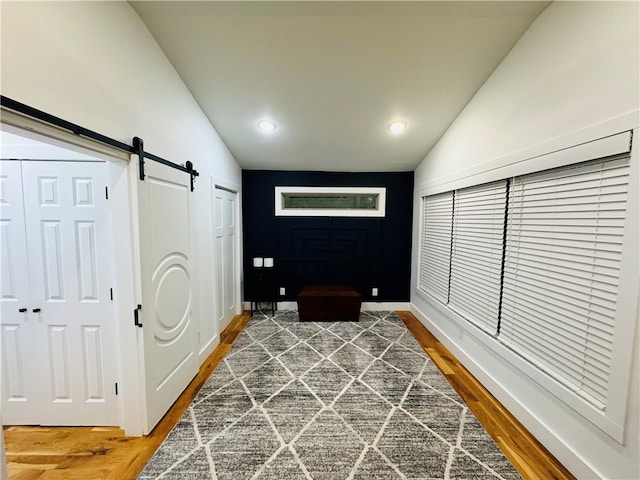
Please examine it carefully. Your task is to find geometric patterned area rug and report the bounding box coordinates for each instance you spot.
[139,310,521,480]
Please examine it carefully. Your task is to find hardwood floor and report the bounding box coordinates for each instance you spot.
[3,312,252,480]
[396,311,575,480]
[3,311,575,480]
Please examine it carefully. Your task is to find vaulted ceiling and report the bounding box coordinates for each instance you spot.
[130,1,549,172]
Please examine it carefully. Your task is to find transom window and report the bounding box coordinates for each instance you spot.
[275,186,386,217]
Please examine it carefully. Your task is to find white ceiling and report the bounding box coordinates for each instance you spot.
[131,1,550,172]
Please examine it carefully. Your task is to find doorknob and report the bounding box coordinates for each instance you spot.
[18,308,27,313]
[32,308,41,313]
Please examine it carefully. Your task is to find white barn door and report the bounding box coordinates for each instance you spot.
[213,186,237,334]
[1,160,117,425]
[137,161,198,432]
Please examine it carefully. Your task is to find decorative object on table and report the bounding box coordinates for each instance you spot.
[249,257,277,315]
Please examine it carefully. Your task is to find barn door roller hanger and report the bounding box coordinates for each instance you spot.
[133,136,199,191]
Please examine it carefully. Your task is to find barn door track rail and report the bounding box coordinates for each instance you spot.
[132,136,198,191]
[1,95,199,191]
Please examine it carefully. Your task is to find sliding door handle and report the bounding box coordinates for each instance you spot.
[32,308,41,313]
[18,308,27,313]
[134,304,142,327]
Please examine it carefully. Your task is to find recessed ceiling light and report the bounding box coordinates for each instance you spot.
[388,120,407,134]
[258,120,276,133]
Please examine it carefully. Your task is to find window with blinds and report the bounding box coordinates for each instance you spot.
[419,191,453,304]
[449,181,507,335]
[500,156,631,410]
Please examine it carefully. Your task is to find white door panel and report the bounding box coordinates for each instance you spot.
[138,161,197,432]
[21,161,116,425]
[223,194,236,318]
[0,160,38,423]
[213,187,237,334]
[213,194,224,325]
[1,160,117,425]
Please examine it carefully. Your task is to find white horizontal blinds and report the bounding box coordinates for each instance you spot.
[500,155,631,410]
[449,181,507,335]
[419,192,453,303]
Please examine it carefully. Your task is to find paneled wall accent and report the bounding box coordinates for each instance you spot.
[242,171,413,302]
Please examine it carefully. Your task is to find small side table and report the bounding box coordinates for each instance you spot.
[249,268,277,316]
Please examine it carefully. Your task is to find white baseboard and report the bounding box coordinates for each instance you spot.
[361,301,410,311]
[276,301,297,311]
[242,301,410,312]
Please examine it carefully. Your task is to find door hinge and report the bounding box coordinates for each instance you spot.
[105,186,109,199]
[110,288,113,301]
[134,304,143,327]
[115,382,118,395]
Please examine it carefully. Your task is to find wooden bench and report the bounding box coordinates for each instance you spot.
[297,285,362,322]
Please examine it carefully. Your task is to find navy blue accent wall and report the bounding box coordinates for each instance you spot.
[242,170,414,302]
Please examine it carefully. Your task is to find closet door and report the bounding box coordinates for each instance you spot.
[21,160,118,425]
[1,160,117,425]
[0,160,41,423]
[213,186,238,334]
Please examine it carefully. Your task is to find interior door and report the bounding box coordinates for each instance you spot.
[1,160,37,424]
[213,187,237,333]
[138,161,198,432]
[21,160,117,425]
[1,160,117,425]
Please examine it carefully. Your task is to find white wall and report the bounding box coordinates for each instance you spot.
[415,1,639,186]
[412,2,639,479]
[1,1,242,433]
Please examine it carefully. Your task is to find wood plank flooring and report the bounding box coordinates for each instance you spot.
[3,312,252,480]
[397,311,575,480]
[3,311,575,480]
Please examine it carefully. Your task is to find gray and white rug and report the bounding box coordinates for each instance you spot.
[139,311,521,480]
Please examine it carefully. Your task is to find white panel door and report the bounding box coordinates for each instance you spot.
[138,161,198,432]
[21,161,117,425]
[1,160,117,425]
[213,187,237,334]
[0,160,38,424]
